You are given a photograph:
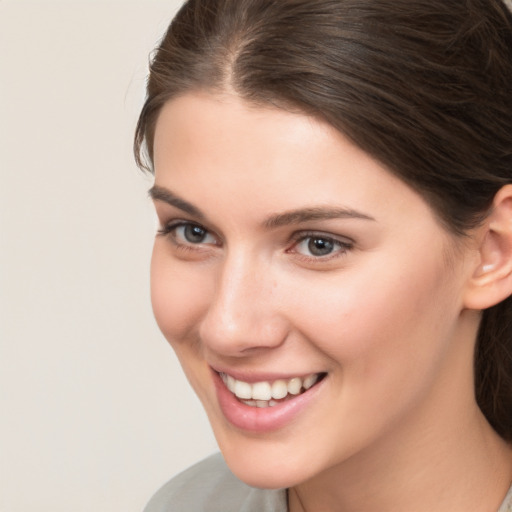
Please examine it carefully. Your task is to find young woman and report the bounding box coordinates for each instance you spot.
[135,1,512,510]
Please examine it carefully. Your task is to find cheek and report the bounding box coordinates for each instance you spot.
[150,242,210,346]
[280,256,463,446]
[288,252,460,376]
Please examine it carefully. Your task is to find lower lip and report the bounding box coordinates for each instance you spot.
[212,371,325,433]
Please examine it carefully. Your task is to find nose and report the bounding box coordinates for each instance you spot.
[199,251,288,357]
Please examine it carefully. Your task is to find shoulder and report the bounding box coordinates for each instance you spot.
[143,453,287,512]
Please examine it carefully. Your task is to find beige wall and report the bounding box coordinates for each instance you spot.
[0,2,218,511]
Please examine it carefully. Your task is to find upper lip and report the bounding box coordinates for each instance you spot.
[210,364,325,383]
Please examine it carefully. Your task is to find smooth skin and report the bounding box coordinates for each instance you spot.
[150,92,512,512]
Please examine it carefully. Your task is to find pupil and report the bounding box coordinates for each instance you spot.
[308,237,334,256]
[184,225,206,243]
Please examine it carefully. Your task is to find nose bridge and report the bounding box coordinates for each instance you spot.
[200,248,285,354]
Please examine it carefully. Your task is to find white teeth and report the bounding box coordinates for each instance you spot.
[252,381,272,401]
[234,380,252,399]
[226,374,236,393]
[271,380,288,399]
[303,374,319,390]
[241,399,278,408]
[221,372,322,404]
[287,377,302,395]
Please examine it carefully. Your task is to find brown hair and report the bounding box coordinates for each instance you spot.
[135,0,512,439]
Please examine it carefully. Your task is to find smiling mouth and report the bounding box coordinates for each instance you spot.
[219,372,327,408]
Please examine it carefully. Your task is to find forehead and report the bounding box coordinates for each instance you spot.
[153,92,332,178]
[152,92,442,232]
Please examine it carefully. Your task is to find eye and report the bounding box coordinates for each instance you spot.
[176,224,215,244]
[158,221,218,246]
[292,233,352,258]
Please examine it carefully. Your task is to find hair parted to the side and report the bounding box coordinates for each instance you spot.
[135,0,512,439]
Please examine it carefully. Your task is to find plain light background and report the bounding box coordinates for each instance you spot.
[0,1,218,511]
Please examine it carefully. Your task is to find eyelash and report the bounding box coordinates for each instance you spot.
[157,221,219,248]
[157,221,353,261]
[288,230,353,261]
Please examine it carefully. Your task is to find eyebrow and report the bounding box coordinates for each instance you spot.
[263,207,375,229]
[149,185,375,228]
[149,185,205,220]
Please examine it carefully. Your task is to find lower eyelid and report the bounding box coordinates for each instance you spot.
[159,221,219,246]
[290,236,352,258]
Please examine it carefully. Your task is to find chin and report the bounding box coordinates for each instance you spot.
[228,459,302,490]
[218,440,316,490]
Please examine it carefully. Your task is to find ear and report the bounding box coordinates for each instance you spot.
[464,185,512,310]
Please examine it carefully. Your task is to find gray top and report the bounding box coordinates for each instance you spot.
[143,453,286,512]
[500,485,512,512]
[144,453,512,512]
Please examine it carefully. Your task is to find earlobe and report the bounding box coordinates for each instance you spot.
[464,184,512,310]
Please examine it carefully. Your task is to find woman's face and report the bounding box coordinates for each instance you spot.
[150,92,476,489]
